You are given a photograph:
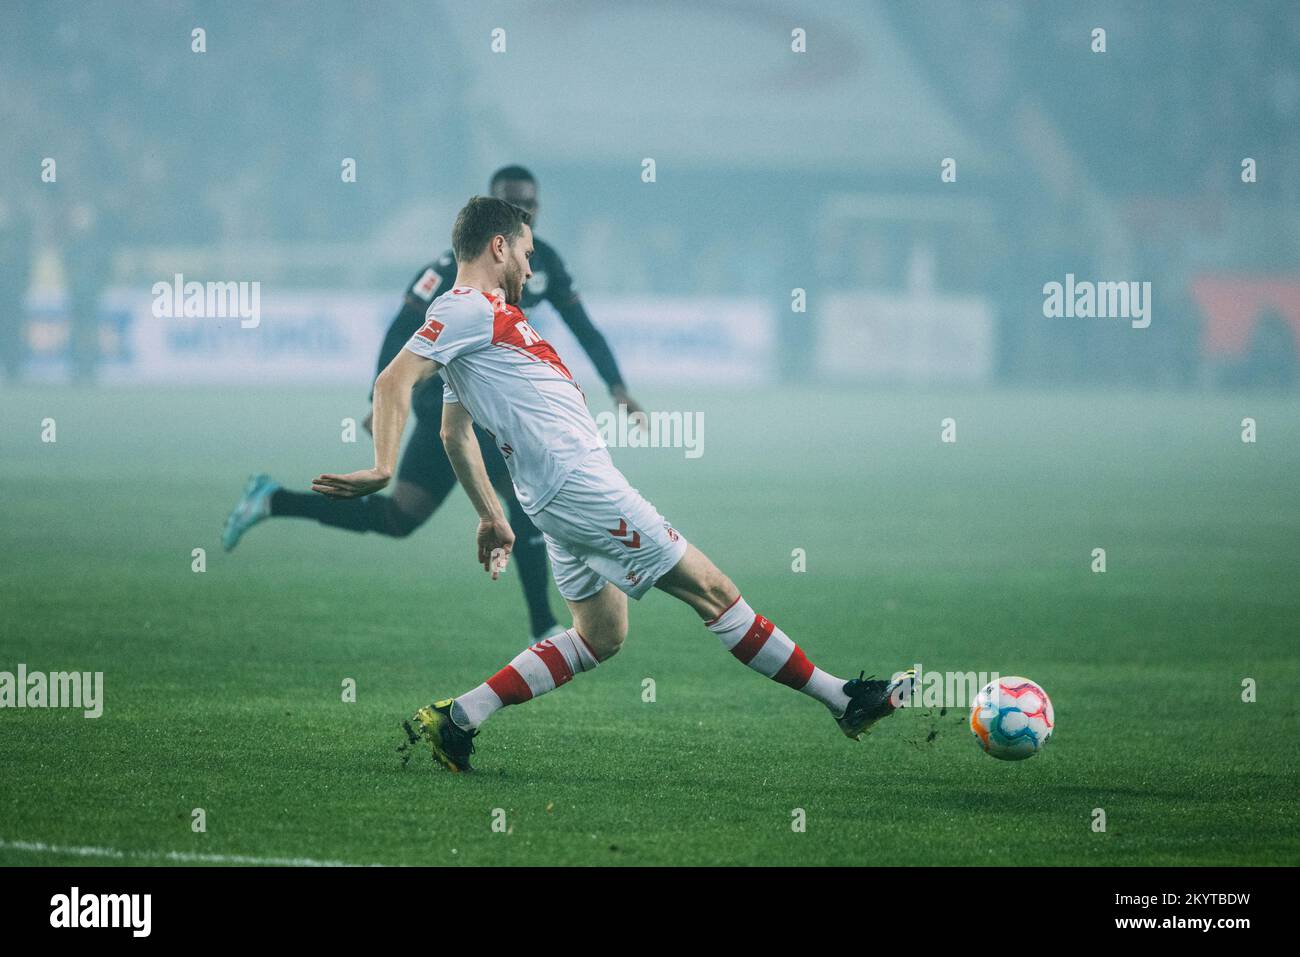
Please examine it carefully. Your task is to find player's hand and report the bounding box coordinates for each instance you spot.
[613,386,649,432]
[361,408,374,436]
[311,467,391,499]
[476,515,515,580]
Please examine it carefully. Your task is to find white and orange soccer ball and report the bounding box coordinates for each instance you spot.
[970,676,1054,761]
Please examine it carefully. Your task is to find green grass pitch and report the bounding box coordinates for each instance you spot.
[1,385,1297,866]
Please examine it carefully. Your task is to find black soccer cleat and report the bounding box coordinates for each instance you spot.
[398,698,478,772]
[835,668,917,741]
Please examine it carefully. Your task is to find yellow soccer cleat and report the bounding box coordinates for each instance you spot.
[398,698,478,772]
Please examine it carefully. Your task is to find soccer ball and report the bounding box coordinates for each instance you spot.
[970,676,1054,761]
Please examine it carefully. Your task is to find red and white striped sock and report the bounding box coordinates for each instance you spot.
[450,628,600,730]
[706,596,850,716]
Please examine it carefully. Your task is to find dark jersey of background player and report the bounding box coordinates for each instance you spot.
[256,166,640,641]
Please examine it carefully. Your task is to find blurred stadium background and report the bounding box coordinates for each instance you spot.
[2,2,1299,867]
[2,0,1298,391]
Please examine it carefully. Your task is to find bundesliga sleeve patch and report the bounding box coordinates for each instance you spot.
[411,268,441,301]
[416,317,445,343]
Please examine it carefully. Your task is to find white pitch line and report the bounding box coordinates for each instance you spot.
[0,838,389,868]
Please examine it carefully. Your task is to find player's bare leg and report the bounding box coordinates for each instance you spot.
[402,584,624,772]
[449,583,623,729]
[655,544,916,740]
[561,583,628,661]
[651,542,740,619]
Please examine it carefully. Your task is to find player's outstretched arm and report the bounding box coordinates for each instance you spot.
[554,295,647,427]
[312,349,440,499]
[440,400,515,580]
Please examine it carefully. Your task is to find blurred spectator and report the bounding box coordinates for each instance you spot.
[64,201,113,383]
[0,195,33,382]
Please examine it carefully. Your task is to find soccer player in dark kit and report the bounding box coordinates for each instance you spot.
[223,166,645,643]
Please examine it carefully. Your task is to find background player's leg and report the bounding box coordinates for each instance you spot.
[655,544,851,715]
[268,480,437,536]
[478,424,559,639]
[268,416,453,536]
[449,583,625,731]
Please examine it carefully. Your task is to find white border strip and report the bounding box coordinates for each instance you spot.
[0,838,388,868]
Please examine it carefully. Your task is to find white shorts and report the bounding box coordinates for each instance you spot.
[529,448,688,602]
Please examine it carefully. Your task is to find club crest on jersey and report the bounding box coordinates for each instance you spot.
[411,268,441,301]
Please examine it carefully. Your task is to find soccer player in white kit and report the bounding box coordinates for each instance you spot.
[313,197,915,772]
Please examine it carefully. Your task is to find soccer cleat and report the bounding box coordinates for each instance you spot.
[221,473,279,551]
[399,699,477,772]
[836,668,917,741]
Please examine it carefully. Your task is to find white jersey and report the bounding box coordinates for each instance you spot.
[403,285,603,513]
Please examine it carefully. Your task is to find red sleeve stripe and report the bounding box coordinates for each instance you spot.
[729,615,775,665]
